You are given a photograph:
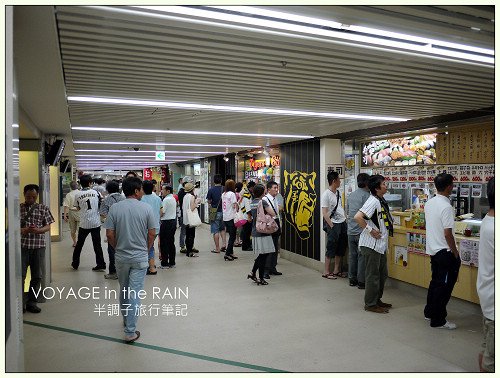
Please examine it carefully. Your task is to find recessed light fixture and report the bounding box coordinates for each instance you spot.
[68,97,408,122]
[73,141,261,148]
[94,5,494,65]
[72,126,314,139]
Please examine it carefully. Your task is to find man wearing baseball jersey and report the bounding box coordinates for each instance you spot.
[72,174,106,271]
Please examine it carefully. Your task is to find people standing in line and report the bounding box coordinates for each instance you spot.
[346,173,371,289]
[247,184,274,286]
[477,177,495,372]
[423,173,461,329]
[240,181,256,251]
[63,180,81,247]
[104,177,156,343]
[182,182,200,257]
[20,184,55,313]
[321,171,348,279]
[222,179,239,261]
[140,180,162,275]
[354,174,393,314]
[72,174,106,271]
[159,185,177,269]
[476,177,495,371]
[206,174,226,253]
[263,181,282,278]
[99,180,125,280]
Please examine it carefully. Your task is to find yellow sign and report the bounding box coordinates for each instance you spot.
[283,170,317,240]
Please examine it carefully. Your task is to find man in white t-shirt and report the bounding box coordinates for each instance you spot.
[477,177,494,372]
[354,174,393,314]
[321,171,347,279]
[159,185,177,269]
[423,173,461,330]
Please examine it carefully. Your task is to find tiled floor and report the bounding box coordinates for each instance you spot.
[22,223,484,372]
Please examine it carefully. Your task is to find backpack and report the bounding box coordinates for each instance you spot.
[256,200,279,234]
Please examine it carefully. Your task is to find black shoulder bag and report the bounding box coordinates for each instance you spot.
[323,190,340,232]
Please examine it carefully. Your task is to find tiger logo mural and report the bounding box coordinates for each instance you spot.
[283,170,317,240]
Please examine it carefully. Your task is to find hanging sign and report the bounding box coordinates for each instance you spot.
[143,168,153,180]
[155,151,165,161]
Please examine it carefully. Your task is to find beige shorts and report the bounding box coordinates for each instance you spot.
[481,317,495,372]
[68,210,80,234]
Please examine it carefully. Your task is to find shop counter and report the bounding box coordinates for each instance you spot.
[387,223,480,304]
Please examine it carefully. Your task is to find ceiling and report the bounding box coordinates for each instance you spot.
[13,5,494,171]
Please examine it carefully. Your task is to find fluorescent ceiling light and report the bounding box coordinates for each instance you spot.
[115,6,493,65]
[73,140,261,148]
[68,96,407,122]
[72,125,315,138]
[208,6,493,57]
[76,155,202,159]
[75,149,225,154]
[12,124,19,128]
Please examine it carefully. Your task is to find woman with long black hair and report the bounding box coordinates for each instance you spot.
[247,184,275,285]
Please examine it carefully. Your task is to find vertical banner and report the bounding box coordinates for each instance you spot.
[143,168,153,180]
[281,139,321,261]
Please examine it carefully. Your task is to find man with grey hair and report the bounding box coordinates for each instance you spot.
[63,180,81,247]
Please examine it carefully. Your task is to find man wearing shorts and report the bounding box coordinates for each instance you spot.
[321,171,348,279]
[206,174,226,253]
[63,180,80,247]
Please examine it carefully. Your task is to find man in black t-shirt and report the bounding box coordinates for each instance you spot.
[206,174,226,253]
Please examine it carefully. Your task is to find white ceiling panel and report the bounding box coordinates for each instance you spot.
[15,6,494,170]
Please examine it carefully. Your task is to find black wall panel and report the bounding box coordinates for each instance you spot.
[280,139,321,261]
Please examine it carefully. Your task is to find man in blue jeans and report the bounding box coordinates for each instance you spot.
[346,173,370,289]
[105,177,156,343]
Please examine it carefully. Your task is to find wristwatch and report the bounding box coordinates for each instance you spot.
[365,225,373,233]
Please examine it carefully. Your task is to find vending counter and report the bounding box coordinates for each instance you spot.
[388,212,480,304]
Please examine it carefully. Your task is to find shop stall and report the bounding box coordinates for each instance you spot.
[345,120,494,304]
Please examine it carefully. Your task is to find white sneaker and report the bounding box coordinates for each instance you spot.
[158,265,170,270]
[437,321,457,330]
[424,317,431,321]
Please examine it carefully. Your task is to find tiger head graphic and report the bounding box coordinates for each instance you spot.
[283,170,317,240]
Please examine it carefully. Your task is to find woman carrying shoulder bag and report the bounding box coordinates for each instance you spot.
[182,182,201,257]
[247,184,275,285]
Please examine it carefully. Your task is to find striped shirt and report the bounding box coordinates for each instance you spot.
[75,188,102,229]
[240,189,252,215]
[20,203,55,249]
[358,195,388,254]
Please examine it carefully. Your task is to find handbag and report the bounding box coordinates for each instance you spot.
[186,207,202,227]
[256,200,279,234]
[234,209,247,228]
[264,196,281,237]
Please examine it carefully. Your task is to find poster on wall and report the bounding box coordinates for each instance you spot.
[362,134,437,167]
[459,239,479,266]
[407,232,426,255]
[458,164,472,182]
[483,164,494,183]
[394,245,408,267]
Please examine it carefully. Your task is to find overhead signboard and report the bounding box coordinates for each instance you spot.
[155,151,165,161]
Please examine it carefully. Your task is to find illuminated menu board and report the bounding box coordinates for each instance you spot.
[362,134,437,167]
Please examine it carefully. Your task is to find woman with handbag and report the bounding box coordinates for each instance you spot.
[182,182,201,257]
[247,184,276,285]
[221,179,239,261]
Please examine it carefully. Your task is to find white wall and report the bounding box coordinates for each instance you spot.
[319,139,343,262]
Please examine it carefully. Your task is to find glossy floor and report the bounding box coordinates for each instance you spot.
[23,224,484,372]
